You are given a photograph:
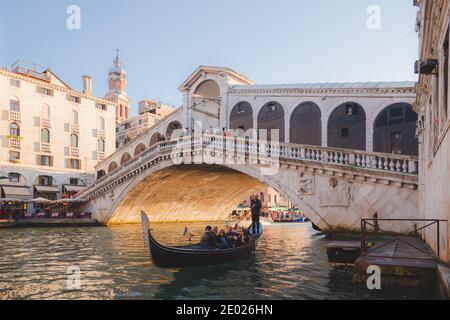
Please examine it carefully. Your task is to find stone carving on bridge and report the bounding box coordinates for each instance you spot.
[319,178,351,208]
[298,172,315,195]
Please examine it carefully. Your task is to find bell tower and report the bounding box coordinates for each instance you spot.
[104,48,130,123]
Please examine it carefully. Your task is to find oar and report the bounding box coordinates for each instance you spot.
[235,210,251,228]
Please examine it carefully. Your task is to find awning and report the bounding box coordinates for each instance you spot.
[34,185,60,193]
[63,185,86,193]
[1,186,31,200]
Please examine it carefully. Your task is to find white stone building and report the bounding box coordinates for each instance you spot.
[116,100,175,148]
[0,60,116,214]
[415,0,450,262]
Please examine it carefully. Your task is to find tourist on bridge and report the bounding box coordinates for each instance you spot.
[250,195,262,235]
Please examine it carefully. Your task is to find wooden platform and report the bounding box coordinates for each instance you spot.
[354,237,438,288]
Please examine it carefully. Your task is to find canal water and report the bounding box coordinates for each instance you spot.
[0,223,440,300]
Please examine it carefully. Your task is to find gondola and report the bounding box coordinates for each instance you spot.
[141,211,263,268]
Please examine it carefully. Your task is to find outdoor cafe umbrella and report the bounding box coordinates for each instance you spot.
[29,197,52,204]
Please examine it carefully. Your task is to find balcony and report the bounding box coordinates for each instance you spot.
[70,147,80,157]
[98,152,106,161]
[9,111,21,122]
[71,124,80,133]
[40,143,51,153]
[9,137,21,149]
[97,130,106,140]
[41,118,51,127]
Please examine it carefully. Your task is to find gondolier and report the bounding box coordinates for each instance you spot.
[250,195,262,236]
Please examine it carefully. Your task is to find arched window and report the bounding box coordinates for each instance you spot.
[134,143,146,156]
[98,139,106,152]
[120,153,132,165]
[71,110,79,125]
[230,102,254,135]
[290,102,322,146]
[373,103,418,156]
[70,134,79,148]
[327,102,366,151]
[41,129,50,143]
[108,162,118,173]
[98,117,105,131]
[10,97,20,112]
[10,123,20,136]
[42,104,51,120]
[257,102,285,142]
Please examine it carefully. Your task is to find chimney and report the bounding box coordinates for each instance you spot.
[82,75,92,95]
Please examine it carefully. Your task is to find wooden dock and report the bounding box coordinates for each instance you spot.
[354,237,438,288]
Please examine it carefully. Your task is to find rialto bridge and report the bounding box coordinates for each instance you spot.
[75,66,420,233]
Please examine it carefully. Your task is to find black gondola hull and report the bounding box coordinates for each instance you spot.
[141,211,262,268]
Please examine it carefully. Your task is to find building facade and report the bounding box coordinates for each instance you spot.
[0,60,116,215]
[415,0,450,262]
[116,100,175,148]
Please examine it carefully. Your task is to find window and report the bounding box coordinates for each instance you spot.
[39,175,52,186]
[68,95,81,104]
[41,129,51,143]
[37,86,53,96]
[42,104,51,120]
[260,193,265,203]
[39,156,53,167]
[10,123,20,136]
[443,26,449,122]
[69,159,81,170]
[341,128,350,138]
[9,151,20,162]
[96,103,107,111]
[10,99,20,112]
[98,139,106,152]
[69,178,79,186]
[9,173,20,183]
[71,110,79,125]
[10,79,20,88]
[345,104,354,116]
[98,117,105,131]
[266,104,276,113]
[70,134,79,148]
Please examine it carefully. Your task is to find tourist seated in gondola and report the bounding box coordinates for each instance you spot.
[201,226,217,248]
[217,230,230,249]
[225,226,241,247]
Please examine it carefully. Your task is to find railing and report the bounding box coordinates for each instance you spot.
[9,111,21,122]
[40,143,51,153]
[70,147,79,157]
[71,124,79,133]
[98,152,106,161]
[361,218,448,262]
[97,106,185,166]
[80,134,419,201]
[97,130,106,140]
[41,118,51,127]
[9,138,21,149]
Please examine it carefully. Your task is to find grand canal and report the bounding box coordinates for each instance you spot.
[0,223,440,300]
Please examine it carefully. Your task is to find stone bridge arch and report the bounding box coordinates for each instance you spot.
[94,163,331,230]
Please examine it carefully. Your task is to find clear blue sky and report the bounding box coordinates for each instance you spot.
[0,0,418,115]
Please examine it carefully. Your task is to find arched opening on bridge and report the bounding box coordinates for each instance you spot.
[290,102,322,146]
[134,143,147,157]
[230,101,254,137]
[150,132,163,147]
[327,102,366,150]
[121,152,132,165]
[166,121,183,140]
[257,102,285,142]
[97,170,106,180]
[108,162,118,174]
[373,103,418,156]
[192,80,221,131]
